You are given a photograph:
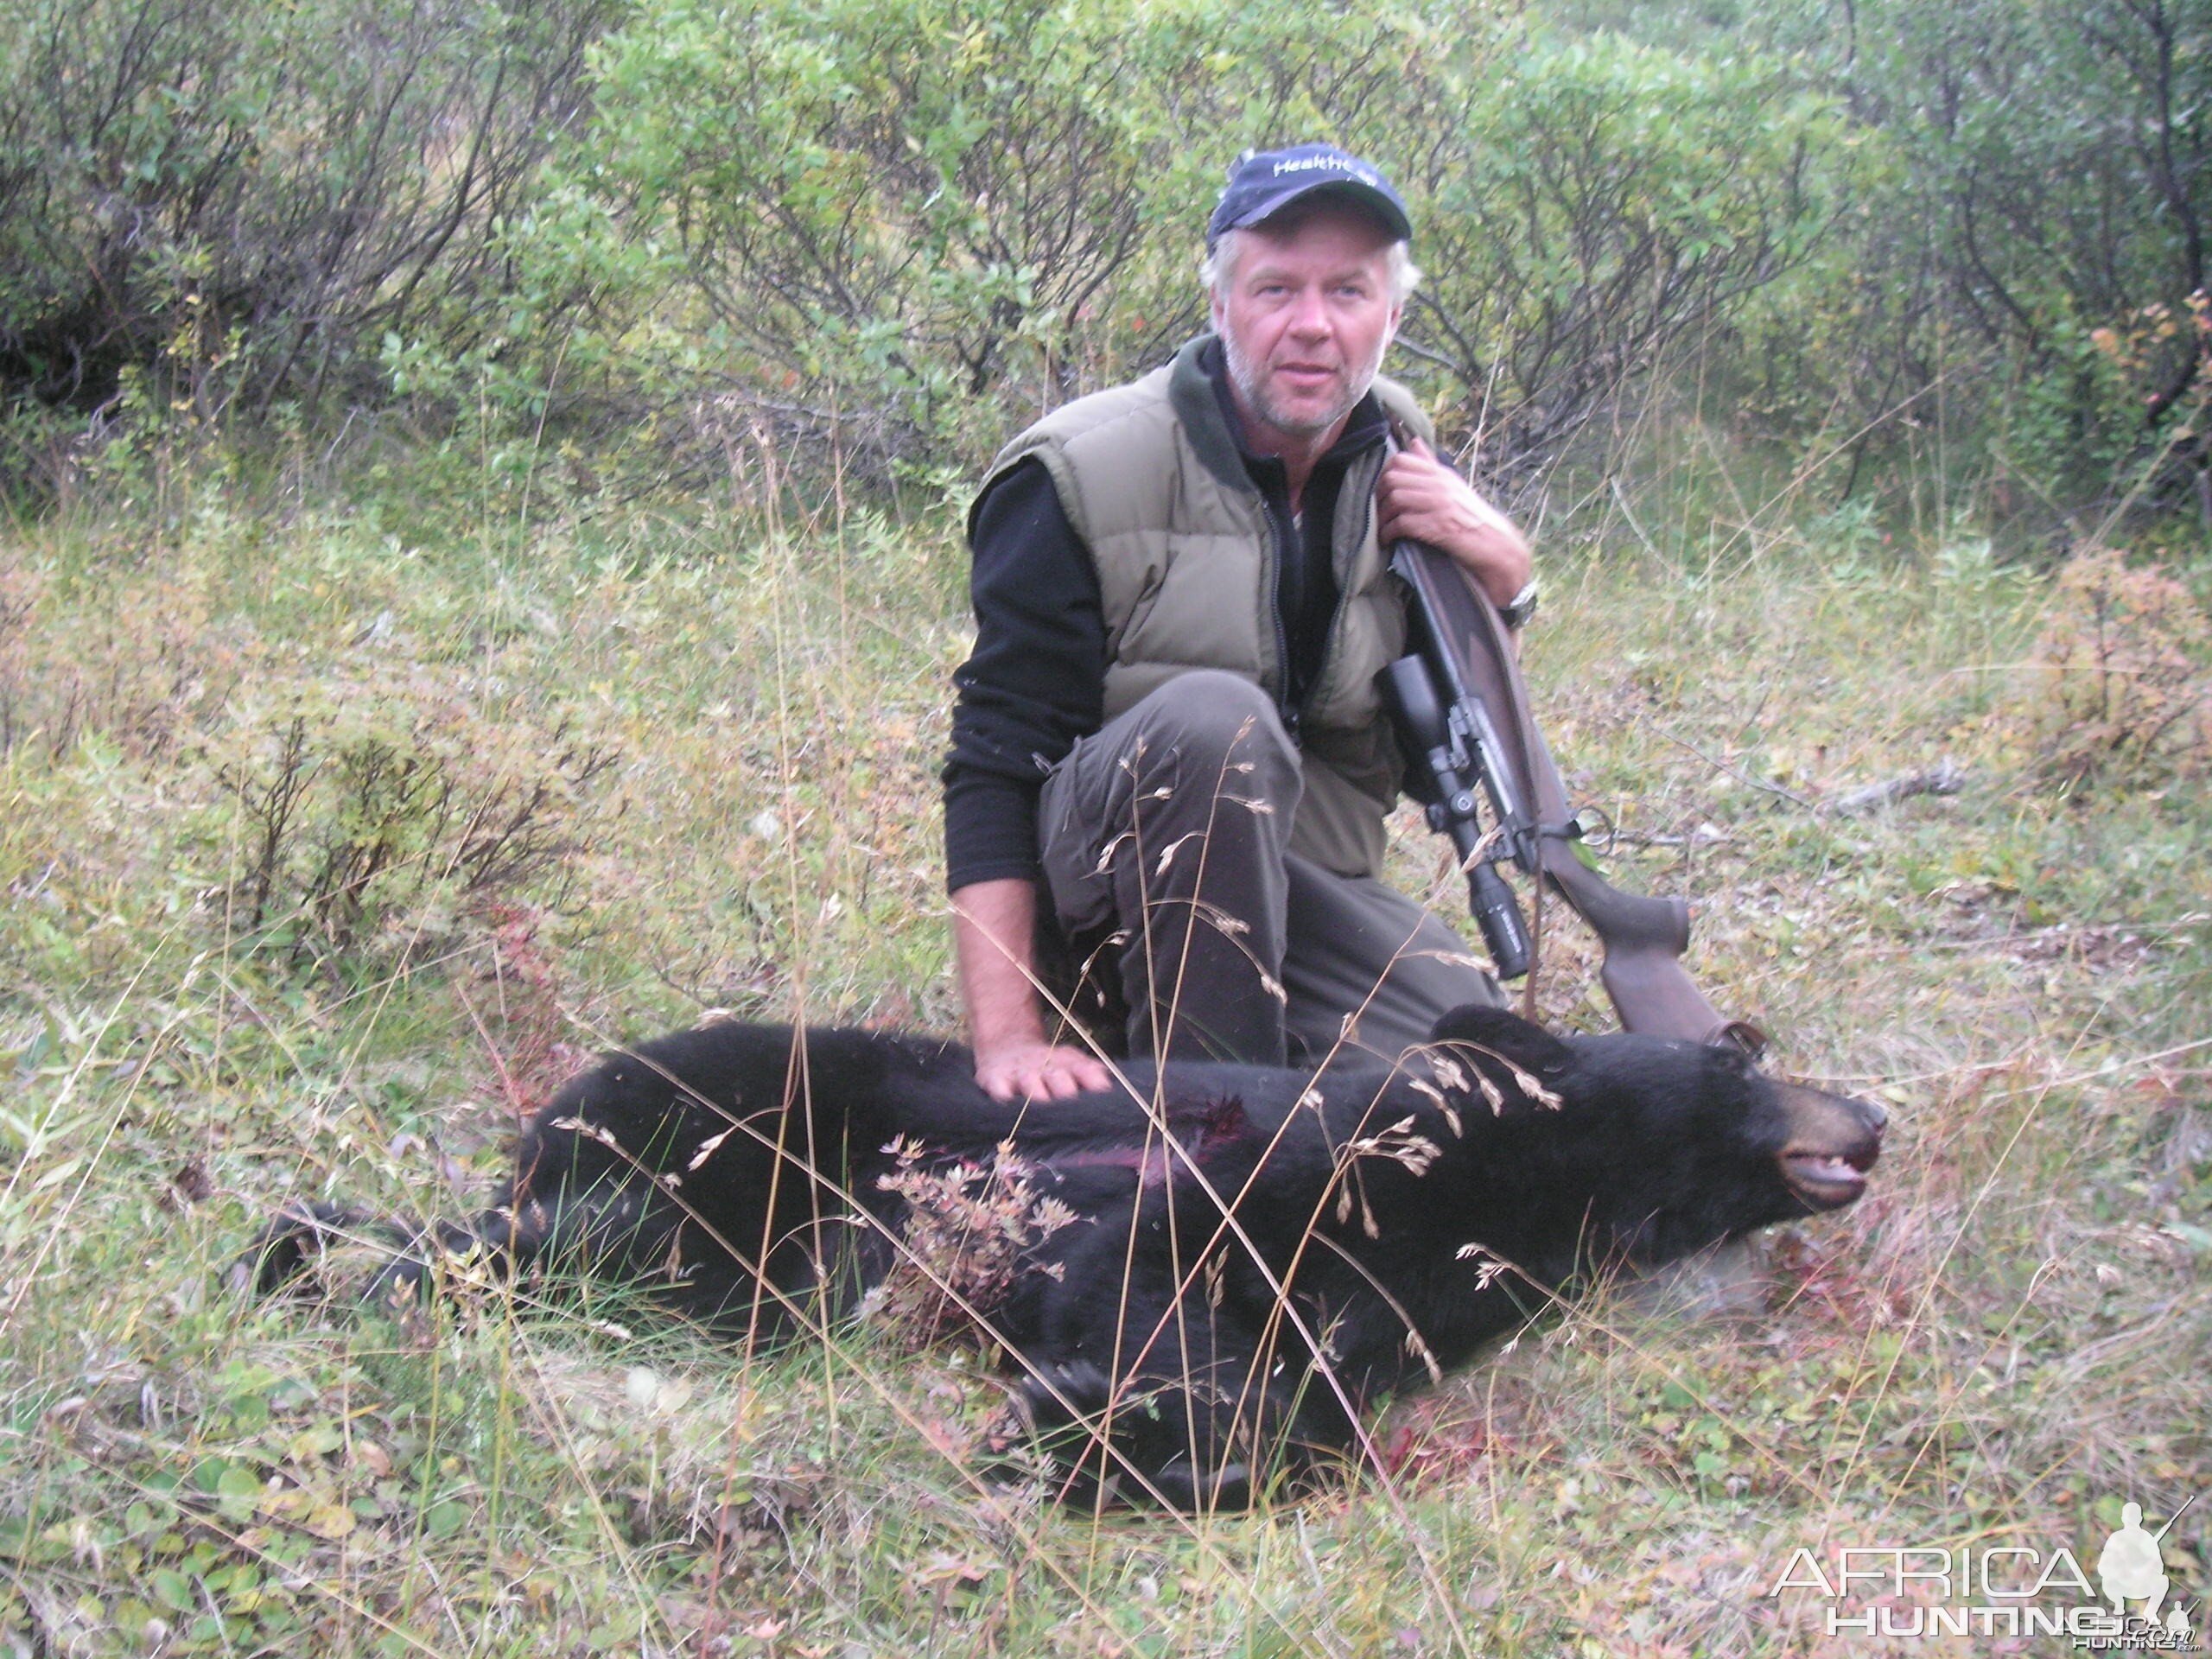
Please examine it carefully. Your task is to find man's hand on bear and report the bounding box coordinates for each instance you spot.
[952,879,1116,1102]
[1376,437,1532,610]
[975,1037,1113,1103]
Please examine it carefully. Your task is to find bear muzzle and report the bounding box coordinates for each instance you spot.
[1775,1083,1886,1211]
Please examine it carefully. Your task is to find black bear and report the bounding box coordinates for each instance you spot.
[243,1004,1884,1509]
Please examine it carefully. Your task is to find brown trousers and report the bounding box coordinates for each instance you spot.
[1037,669,1501,1067]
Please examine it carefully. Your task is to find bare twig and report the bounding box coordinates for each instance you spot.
[1653,727,1819,810]
[1656,727,1967,819]
[1828,758,1967,817]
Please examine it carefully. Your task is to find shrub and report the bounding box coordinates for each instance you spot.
[525,0,1847,493]
[1750,0,2212,520]
[868,1139,1077,1351]
[207,679,618,972]
[566,0,1202,482]
[0,0,617,430]
[2024,548,2210,788]
[1357,28,1853,492]
[0,554,238,760]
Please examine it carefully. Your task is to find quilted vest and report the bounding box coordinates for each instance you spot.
[982,336,1434,878]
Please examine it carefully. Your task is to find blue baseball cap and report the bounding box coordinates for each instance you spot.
[1205,144,1413,251]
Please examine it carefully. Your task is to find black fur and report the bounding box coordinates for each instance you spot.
[241,1004,1883,1510]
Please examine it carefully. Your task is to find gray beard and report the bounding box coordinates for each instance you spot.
[1219,328,1387,441]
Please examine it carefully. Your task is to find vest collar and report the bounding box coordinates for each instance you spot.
[1166,334,1390,499]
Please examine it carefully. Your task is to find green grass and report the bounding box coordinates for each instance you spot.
[1,452,2206,1656]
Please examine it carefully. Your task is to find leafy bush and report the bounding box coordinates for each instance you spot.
[1364,29,1853,491]
[207,679,618,971]
[869,1140,1077,1351]
[535,0,1847,493]
[562,0,1208,480]
[2023,548,2210,789]
[0,0,617,431]
[0,553,239,760]
[6,0,2199,531]
[1751,0,2212,520]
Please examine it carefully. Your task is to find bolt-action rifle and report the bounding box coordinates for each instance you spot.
[1379,536,1765,1053]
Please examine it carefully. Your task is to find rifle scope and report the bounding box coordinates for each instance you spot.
[1380,654,1533,980]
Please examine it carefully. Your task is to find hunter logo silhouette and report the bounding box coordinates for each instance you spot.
[2099,1497,2195,1637]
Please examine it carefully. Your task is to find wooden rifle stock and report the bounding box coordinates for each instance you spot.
[1388,538,1765,1055]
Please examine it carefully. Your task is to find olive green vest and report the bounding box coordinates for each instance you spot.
[982,336,1433,878]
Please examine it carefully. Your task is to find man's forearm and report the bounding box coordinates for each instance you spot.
[950,877,1049,1049]
[950,878,1113,1100]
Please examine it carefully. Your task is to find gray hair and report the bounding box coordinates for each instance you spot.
[1199,229,1421,306]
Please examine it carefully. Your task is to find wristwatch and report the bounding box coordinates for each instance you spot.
[1499,578,1540,629]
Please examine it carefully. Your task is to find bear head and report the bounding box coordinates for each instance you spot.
[1427,1004,1886,1267]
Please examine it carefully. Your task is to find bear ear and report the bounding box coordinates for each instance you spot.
[1425,1003,1572,1074]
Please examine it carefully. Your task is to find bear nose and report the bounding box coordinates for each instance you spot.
[1856,1096,1889,1136]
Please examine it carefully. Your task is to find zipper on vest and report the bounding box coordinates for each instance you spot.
[1292,455,1371,739]
[1258,492,1300,743]
[1306,468,1376,716]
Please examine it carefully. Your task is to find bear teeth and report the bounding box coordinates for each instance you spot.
[1783,1153,1869,1203]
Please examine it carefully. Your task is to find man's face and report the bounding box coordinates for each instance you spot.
[1211,204,1403,452]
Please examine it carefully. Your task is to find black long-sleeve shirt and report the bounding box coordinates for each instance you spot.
[943,341,1390,893]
